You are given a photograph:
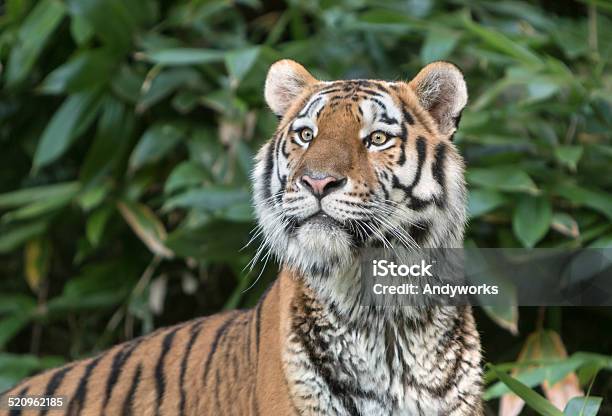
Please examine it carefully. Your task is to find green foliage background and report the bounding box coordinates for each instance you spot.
[0,0,611,413]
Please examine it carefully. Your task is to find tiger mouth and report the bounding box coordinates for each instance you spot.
[287,211,372,247]
[300,211,344,228]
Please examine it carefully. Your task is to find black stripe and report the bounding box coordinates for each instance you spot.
[411,136,427,188]
[408,196,434,211]
[297,96,322,118]
[67,355,103,414]
[399,97,432,133]
[398,139,406,166]
[357,88,383,97]
[179,321,205,415]
[103,339,143,410]
[317,87,342,95]
[244,312,253,363]
[280,137,289,158]
[431,142,448,207]
[291,303,382,416]
[262,140,276,202]
[392,136,426,194]
[275,135,288,204]
[120,363,142,416]
[402,105,415,125]
[40,365,74,416]
[8,386,29,416]
[202,313,240,382]
[370,97,398,125]
[432,142,447,188]
[213,368,223,410]
[154,327,180,416]
[453,111,463,128]
[391,136,432,211]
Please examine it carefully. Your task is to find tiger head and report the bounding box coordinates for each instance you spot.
[253,60,468,294]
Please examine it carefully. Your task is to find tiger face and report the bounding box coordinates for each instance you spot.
[253,60,468,288]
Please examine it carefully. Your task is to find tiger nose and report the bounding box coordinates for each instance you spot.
[300,174,347,198]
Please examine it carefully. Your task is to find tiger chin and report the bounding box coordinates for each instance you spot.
[0,61,483,416]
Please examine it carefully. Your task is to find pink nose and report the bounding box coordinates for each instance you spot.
[300,175,346,198]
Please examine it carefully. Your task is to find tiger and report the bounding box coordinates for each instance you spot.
[0,60,482,416]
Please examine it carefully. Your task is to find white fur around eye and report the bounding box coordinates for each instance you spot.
[368,137,396,151]
[292,118,318,135]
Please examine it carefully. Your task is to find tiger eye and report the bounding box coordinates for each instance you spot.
[370,131,389,146]
[300,128,314,142]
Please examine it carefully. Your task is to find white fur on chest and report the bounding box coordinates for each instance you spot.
[282,307,479,416]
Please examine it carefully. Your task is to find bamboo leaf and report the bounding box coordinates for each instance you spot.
[4,0,66,87]
[129,122,186,171]
[563,397,602,416]
[24,237,51,293]
[32,90,103,170]
[489,365,565,416]
[467,167,539,194]
[142,48,226,65]
[117,201,173,258]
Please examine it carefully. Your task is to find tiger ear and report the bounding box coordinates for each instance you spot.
[265,60,318,117]
[408,62,467,139]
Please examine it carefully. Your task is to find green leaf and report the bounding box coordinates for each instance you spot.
[1,191,76,223]
[589,233,612,248]
[551,213,580,239]
[128,122,186,171]
[80,96,134,182]
[4,0,66,88]
[142,48,226,65]
[489,365,564,416]
[0,313,33,349]
[468,189,507,218]
[0,295,37,315]
[163,187,250,211]
[512,195,552,248]
[563,397,602,416]
[463,12,542,66]
[0,353,64,393]
[420,28,460,64]
[137,67,203,112]
[467,167,539,194]
[70,15,94,45]
[0,221,48,254]
[0,182,79,209]
[225,46,260,84]
[485,355,594,400]
[556,184,612,220]
[39,49,119,94]
[32,89,103,171]
[164,161,210,195]
[86,205,113,246]
[482,305,519,335]
[166,220,252,261]
[66,0,136,53]
[554,146,583,171]
[117,201,173,258]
